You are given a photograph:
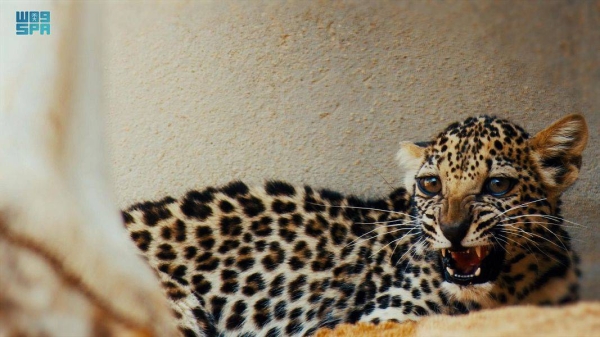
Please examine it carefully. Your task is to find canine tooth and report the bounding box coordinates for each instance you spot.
[446,267,455,276]
[441,249,446,257]
[475,246,482,258]
[475,267,481,277]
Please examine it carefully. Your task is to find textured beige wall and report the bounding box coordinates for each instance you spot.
[104,1,599,299]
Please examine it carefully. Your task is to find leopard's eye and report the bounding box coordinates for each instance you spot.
[417,176,442,196]
[485,177,515,197]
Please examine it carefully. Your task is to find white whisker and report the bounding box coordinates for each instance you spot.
[343,222,419,249]
[495,198,547,218]
[306,202,419,219]
[369,227,419,259]
[500,214,587,229]
[499,222,568,252]
[500,220,583,231]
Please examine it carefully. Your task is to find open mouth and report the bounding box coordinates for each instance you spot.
[440,246,504,285]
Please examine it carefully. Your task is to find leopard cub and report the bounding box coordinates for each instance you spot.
[123,114,588,336]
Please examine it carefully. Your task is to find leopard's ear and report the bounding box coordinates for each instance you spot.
[397,141,427,192]
[530,114,588,194]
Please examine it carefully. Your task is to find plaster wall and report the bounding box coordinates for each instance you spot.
[104,1,600,299]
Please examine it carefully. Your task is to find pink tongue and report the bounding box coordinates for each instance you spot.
[451,250,482,274]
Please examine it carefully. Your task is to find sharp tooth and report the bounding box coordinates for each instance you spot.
[441,249,446,257]
[475,267,481,277]
[475,246,482,258]
[446,267,455,276]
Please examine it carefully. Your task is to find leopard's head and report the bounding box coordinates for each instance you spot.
[398,115,588,303]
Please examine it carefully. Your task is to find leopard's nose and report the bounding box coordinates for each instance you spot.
[440,221,470,247]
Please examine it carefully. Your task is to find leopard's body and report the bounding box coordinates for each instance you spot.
[122,115,587,337]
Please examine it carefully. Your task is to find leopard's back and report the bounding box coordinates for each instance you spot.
[123,181,443,336]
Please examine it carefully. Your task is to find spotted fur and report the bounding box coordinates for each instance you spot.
[123,115,588,336]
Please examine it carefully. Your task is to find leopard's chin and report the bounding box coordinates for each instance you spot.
[439,245,505,286]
